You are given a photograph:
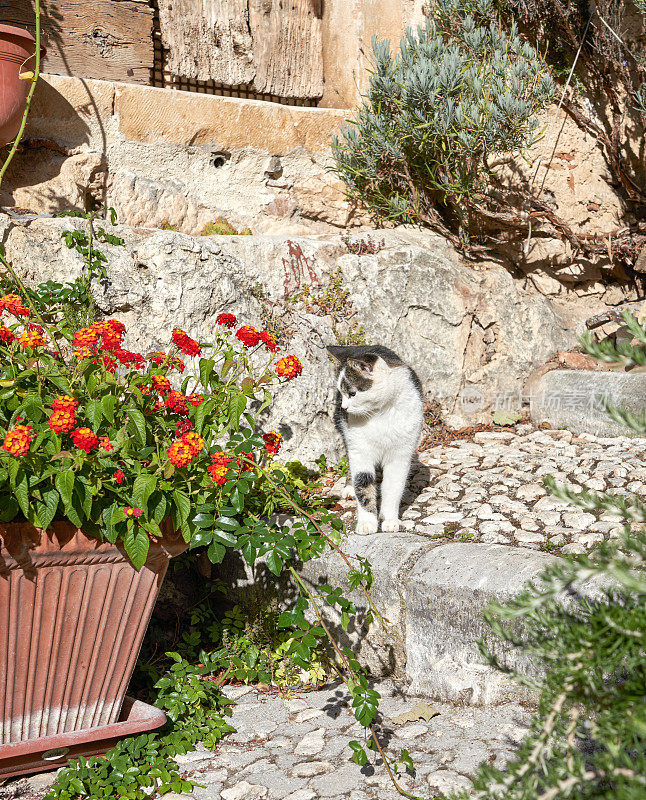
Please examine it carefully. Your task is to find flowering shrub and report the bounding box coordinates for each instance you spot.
[0,297,303,570]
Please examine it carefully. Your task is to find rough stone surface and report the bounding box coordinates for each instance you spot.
[530,370,646,437]
[225,428,641,702]
[3,217,582,462]
[0,681,531,800]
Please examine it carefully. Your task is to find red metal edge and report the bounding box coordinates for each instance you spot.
[0,698,166,779]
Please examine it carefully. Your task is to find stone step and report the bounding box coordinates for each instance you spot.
[299,536,555,705]
[529,369,646,437]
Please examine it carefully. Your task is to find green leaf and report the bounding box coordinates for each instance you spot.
[14,471,29,517]
[125,408,147,446]
[55,470,75,507]
[123,525,149,571]
[401,749,414,771]
[172,490,191,525]
[38,489,60,529]
[266,550,283,576]
[228,393,247,430]
[199,358,215,389]
[133,474,157,511]
[193,398,214,435]
[216,516,239,532]
[188,528,213,550]
[86,398,103,432]
[207,541,226,563]
[101,394,116,424]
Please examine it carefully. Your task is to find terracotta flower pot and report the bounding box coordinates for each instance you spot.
[0,519,186,746]
[0,24,44,147]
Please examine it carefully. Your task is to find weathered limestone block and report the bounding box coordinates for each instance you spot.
[530,370,646,437]
[2,219,579,462]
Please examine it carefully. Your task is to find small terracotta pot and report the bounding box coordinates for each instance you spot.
[0,24,45,147]
[0,519,187,746]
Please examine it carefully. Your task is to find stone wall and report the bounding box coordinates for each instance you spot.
[3,216,606,464]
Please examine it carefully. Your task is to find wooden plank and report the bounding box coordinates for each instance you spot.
[0,1,154,84]
[157,0,255,86]
[249,0,323,99]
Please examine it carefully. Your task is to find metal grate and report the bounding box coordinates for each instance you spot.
[149,1,318,107]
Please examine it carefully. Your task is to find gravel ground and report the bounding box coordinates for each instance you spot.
[330,426,644,554]
[0,682,531,800]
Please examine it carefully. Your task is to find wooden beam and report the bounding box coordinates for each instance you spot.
[250,0,323,99]
[1,1,154,84]
[157,0,255,86]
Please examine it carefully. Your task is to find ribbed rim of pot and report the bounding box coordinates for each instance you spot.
[0,24,38,44]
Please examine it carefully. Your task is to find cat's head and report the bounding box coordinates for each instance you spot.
[326,345,406,415]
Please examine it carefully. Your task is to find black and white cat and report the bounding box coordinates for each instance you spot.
[327,345,424,534]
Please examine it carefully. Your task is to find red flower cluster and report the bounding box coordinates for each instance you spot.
[172,328,202,357]
[71,320,145,372]
[216,313,237,328]
[152,375,171,395]
[19,330,47,349]
[207,451,231,485]
[48,395,80,433]
[259,330,279,352]
[236,325,260,348]
[166,440,194,468]
[0,294,29,317]
[187,393,204,407]
[99,436,113,451]
[164,390,189,416]
[0,324,15,344]
[49,408,76,433]
[182,430,204,455]
[175,419,193,437]
[71,427,100,453]
[262,430,283,454]
[237,451,254,472]
[114,470,125,484]
[274,355,303,380]
[73,327,99,348]
[2,424,34,457]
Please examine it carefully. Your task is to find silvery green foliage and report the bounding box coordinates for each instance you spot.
[333,0,554,233]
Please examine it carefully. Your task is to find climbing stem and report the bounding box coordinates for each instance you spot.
[0,0,41,188]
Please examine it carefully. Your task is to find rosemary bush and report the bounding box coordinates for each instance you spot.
[470,310,646,800]
[332,0,554,239]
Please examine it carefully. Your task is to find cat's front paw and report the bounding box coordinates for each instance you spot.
[356,519,379,535]
[381,518,400,532]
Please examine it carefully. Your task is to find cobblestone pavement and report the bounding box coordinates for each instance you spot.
[331,426,644,554]
[1,682,531,800]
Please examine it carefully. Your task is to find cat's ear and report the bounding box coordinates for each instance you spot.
[347,357,374,377]
[326,345,347,363]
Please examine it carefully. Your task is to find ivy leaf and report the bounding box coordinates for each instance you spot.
[188,528,213,550]
[55,470,75,507]
[401,749,415,771]
[349,741,368,766]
